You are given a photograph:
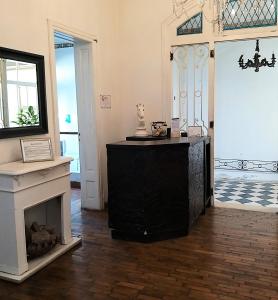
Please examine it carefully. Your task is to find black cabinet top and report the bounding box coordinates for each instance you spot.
[107,136,209,149]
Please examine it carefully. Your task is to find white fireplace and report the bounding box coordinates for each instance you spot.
[0,157,81,283]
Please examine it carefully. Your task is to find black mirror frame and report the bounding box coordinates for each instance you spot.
[0,47,48,139]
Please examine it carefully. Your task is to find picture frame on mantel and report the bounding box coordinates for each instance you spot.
[20,138,54,163]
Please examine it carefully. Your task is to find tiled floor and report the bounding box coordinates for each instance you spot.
[215,179,278,212]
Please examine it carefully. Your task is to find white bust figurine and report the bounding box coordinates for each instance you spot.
[135,103,148,136]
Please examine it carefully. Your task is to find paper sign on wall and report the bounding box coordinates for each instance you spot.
[100,95,111,109]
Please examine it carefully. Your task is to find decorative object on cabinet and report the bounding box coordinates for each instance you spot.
[181,131,187,137]
[20,138,53,163]
[171,118,180,137]
[167,127,171,138]
[151,121,167,137]
[135,103,148,137]
[0,47,48,139]
[187,126,203,137]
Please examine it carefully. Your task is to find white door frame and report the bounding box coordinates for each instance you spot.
[162,7,278,206]
[47,20,103,210]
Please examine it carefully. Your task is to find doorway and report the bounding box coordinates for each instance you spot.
[49,22,102,210]
[54,32,80,189]
[214,38,278,213]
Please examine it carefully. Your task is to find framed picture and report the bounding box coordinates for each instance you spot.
[187,126,203,137]
[20,138,54,163]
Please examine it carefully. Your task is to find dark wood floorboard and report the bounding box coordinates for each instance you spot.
[0,189,277,300]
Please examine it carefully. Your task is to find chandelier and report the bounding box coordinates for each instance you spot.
[238,39,276,72]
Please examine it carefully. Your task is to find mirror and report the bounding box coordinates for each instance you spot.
[0,47,48,138]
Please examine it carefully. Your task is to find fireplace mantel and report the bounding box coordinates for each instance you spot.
[0,156,72,175]
[0,157,72,192]
[0,157,81,283]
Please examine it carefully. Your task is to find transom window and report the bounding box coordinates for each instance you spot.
[177,13,203,35]
[176,0,277,35]
[223,0,277,30]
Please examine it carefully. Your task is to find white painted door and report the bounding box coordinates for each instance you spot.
[74,41,101,210]
[171,42,214,205]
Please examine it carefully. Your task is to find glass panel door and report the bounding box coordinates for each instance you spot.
[172,43,209,135]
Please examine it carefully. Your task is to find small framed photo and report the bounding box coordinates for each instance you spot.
[20,138,54,163]
[187,126,203,137]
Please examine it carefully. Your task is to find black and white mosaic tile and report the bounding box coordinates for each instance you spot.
[215,179,278,208]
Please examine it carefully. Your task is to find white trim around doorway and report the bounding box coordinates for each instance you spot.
[47,19,103,210]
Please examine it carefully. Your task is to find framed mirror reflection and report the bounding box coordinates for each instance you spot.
[0,47,48,138]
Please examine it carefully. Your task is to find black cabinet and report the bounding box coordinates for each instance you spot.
[106,137,211,242]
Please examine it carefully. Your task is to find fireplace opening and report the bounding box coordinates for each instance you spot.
[24,196,62,260]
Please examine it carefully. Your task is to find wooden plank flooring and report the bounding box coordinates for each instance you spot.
[0,189,277,300]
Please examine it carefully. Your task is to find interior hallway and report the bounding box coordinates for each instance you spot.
[0,190,277,300]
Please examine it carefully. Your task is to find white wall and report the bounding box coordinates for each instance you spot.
[118,0,172,137]
[0,0,121,201]
[215,38,278,180]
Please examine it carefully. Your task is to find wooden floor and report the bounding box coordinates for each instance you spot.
[0,189,277,300]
